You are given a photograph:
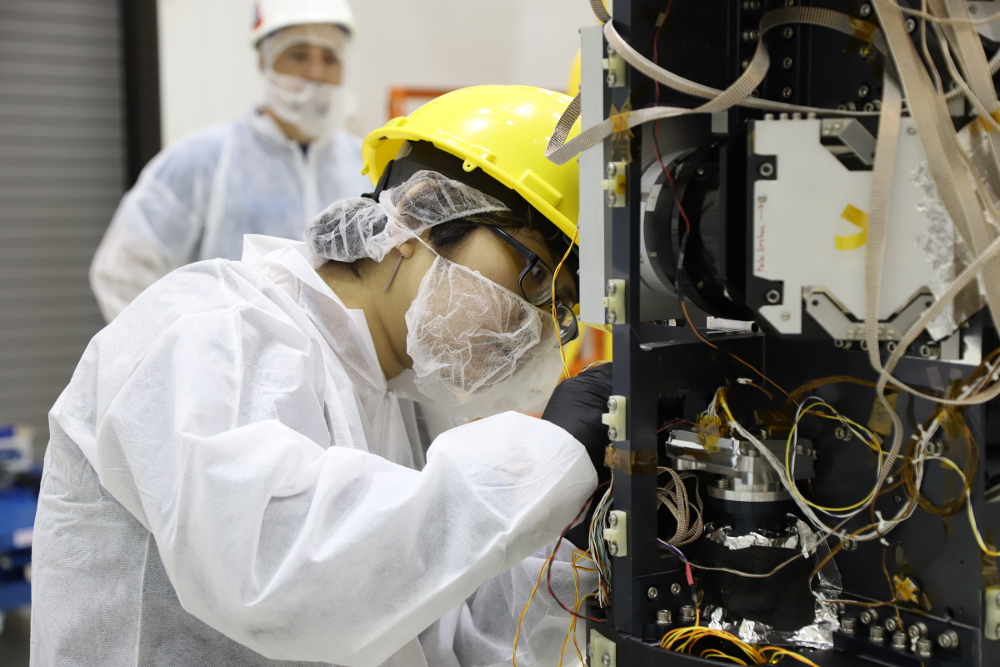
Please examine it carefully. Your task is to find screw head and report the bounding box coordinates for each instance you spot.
[603,652,612,666]
[906,18,917,32]
[608,542,619,556]
[647,586,659,600]
[860,4,872,17]
[860,609,879,626]
[607,280,617,295]
[780,311,791,321]
[765,289,780,304]
[607,426,618,440]
[607,397,618,411]
[783,26,794,39]
[782,86,793,99]
[608,512,619,527]
[758,162,775,177]
[908,622,928,639]
[937,629,959,649]
[671,582,682,596]
[858,85,870,98]
[606,163,617,176]
[606,193,617,207]
[884,617,898,633]
[606,73,618,86]
[782,57,794,69]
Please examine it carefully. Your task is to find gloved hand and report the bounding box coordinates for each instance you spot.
[541,363,613,481]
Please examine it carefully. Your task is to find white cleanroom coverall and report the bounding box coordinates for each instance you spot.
[89,112,370,322]
[32,235,598,667]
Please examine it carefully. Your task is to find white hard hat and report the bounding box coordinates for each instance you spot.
[251,0,355,46]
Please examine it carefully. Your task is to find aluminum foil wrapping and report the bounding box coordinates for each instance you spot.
[914,162,984,340]
[703,517,841,649]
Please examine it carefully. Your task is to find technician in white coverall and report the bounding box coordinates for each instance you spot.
[89,0,371,322]
[31,85,614,667]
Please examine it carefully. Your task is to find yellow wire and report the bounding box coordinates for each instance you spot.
[512,545,555,667]
[783,399,884,513]
[934,457,1000,557]
[759,647,822,666]
[701,648,749,665]
[551,228,580,380]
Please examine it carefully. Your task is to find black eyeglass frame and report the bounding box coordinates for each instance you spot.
[485,225,580,344]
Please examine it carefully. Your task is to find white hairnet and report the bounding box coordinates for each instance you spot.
[258,23,350,68]
[305,170,510,264]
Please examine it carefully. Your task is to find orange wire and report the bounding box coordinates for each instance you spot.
[680,301,790,398]
[551,228,580,379]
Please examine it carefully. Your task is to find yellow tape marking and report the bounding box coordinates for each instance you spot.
[980,108,1000,132]
[610,111,632,134]
[835,204,869,250]
[849,17,877,43]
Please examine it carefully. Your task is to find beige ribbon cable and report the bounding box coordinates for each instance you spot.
[547,7,893,165]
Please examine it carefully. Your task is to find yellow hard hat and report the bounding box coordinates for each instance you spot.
[362,85,581,245]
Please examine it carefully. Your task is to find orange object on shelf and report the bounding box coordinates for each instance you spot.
[387,87,455,120]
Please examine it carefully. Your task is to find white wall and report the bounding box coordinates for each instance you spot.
[157,0,595,146]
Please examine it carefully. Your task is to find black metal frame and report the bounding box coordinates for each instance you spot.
[120,0,162,188]
[589,1,1000,665]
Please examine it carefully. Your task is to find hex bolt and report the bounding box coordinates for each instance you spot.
[783,27,794,39]
[858,85,870,98]
[908,622,928,639]
[765,290,781,304]
[680,605,696,622]
[870,625,885,643]
[671,583,682,596]
[892,630,908,649]
[841,617,858,634]
[758,162,775,177]
[603,652,612,666]
[647,587,659,600]
[916,638,933,658]
[906,18,917,32]
[782,87,793,99]
[860,609,879,626]
[657,609,673,625]
[938,629,959,649]
[860,4,872,17]
[782,57,794,69]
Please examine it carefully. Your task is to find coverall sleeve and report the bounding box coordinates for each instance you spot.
[89,138,218,322]
[79,305,597,667]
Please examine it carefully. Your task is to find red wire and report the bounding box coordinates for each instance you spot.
[544,483,610,624]
[652,2,691,236]
[657,419,692,434]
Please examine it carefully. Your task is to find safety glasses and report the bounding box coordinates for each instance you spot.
[485,225,579,344]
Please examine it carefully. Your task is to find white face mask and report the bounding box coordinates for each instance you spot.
[263,69,344,140]
[401,245,564,419]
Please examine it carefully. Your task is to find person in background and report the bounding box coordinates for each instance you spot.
[89,0,370,322]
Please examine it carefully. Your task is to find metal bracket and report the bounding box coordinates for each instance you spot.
[590,629,618,666]
[603,510,628,558]
[804,289,933,342]
[602,395,627,441]
[985,586,1000,640]
[602,46,626,88]
[603,161,627,207]
[603,279,626,324]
